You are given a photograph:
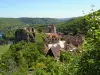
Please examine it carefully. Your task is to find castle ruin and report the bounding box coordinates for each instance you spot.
[14,27,35,43]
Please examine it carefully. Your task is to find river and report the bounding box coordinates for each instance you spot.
[0,32,2,37]
[0,32,13,44]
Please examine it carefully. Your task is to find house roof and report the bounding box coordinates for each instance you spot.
[46,44,61,58]
[63,35,83,47]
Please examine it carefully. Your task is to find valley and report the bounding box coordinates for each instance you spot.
[0,1,100,75]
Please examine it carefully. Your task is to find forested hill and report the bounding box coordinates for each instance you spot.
[57,17,85,35]
[19,18,63,24]
[0,18,66,31]
[0,18,63,24]
[57,9,100,35]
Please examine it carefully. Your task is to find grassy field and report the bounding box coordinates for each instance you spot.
[0,44,10,58]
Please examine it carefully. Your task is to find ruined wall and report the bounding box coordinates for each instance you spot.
[14,27,35,43]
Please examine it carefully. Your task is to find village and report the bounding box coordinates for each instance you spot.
[14,24,84,59]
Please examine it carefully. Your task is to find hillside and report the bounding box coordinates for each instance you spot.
[57,10,100,35]
[19,18,63,24]
[0,18,65,31]
[57,17,86,35]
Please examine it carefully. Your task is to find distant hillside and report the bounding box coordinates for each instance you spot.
[19,18,63,24]
[58,17,76,21]
[0,18,66,31]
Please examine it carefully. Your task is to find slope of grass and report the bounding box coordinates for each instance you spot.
[0,44,10,58]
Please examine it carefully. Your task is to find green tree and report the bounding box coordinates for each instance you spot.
[77,6,100,75]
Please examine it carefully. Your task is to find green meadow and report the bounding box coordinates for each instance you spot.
[0,44,10,58]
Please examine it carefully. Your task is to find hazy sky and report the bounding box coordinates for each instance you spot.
[0,0,100,18]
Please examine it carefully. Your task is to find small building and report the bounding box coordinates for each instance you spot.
[46,33,61,44]
[46,44,61,59]
[64,35,83,48]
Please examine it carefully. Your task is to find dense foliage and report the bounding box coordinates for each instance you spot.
[57,10,100,35]
[57,17,87,35]
[0,33,46,75]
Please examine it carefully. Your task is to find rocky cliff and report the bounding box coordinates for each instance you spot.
[14,27,35,43]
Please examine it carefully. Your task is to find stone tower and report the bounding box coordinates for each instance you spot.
[48,24,56,33]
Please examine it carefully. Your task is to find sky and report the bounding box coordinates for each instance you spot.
[0,0,100,18]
